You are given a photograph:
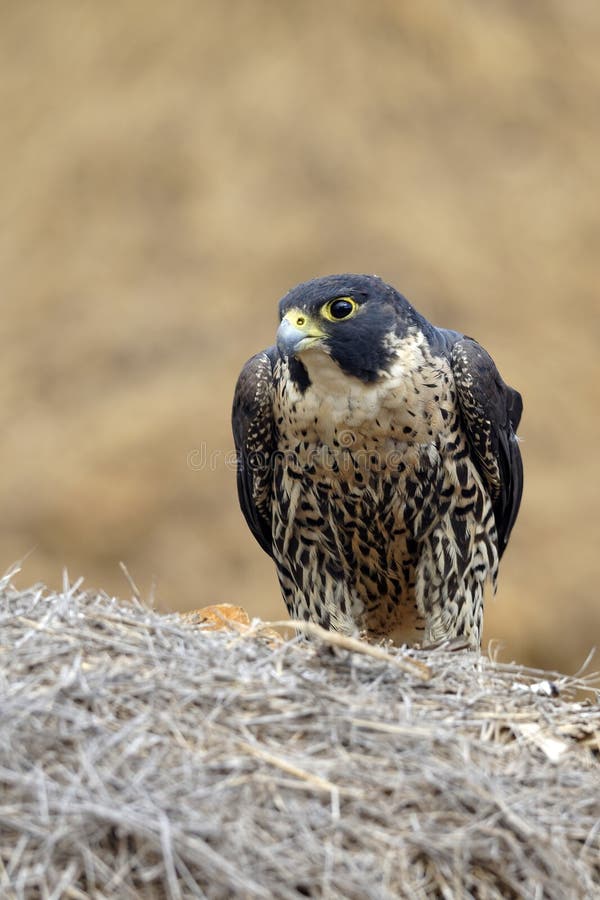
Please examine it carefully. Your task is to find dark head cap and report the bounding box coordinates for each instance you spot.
[277,274,425,383]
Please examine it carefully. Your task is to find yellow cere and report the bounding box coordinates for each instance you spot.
[283,309,311,330]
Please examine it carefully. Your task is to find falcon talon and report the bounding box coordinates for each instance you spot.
[233,274,523,651]
[418,637,475,653]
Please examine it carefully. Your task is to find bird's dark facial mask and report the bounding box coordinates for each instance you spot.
[277,276,408,383]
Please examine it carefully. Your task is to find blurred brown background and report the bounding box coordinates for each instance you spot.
[1,1,599,673]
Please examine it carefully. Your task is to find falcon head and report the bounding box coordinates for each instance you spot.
[276,274,427,385]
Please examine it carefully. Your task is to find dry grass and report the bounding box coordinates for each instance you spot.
[1,571,598,898]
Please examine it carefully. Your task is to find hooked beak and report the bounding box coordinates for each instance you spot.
[276,310,325,358]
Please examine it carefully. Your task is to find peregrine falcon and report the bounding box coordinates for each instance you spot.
[232,274,523,648]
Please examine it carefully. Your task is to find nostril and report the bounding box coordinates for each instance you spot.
[296,317,305,327]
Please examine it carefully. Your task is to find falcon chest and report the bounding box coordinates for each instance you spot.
[271,337,458,636]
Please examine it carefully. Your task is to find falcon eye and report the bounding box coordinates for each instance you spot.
[322,297,358,322]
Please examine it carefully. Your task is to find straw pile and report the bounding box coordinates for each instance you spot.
[0,572,598,899]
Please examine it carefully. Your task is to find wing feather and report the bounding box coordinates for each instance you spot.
[450,338,523,557]
[231,349,277,558]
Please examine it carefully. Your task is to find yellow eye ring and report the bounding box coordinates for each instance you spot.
[322,297,359,322]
